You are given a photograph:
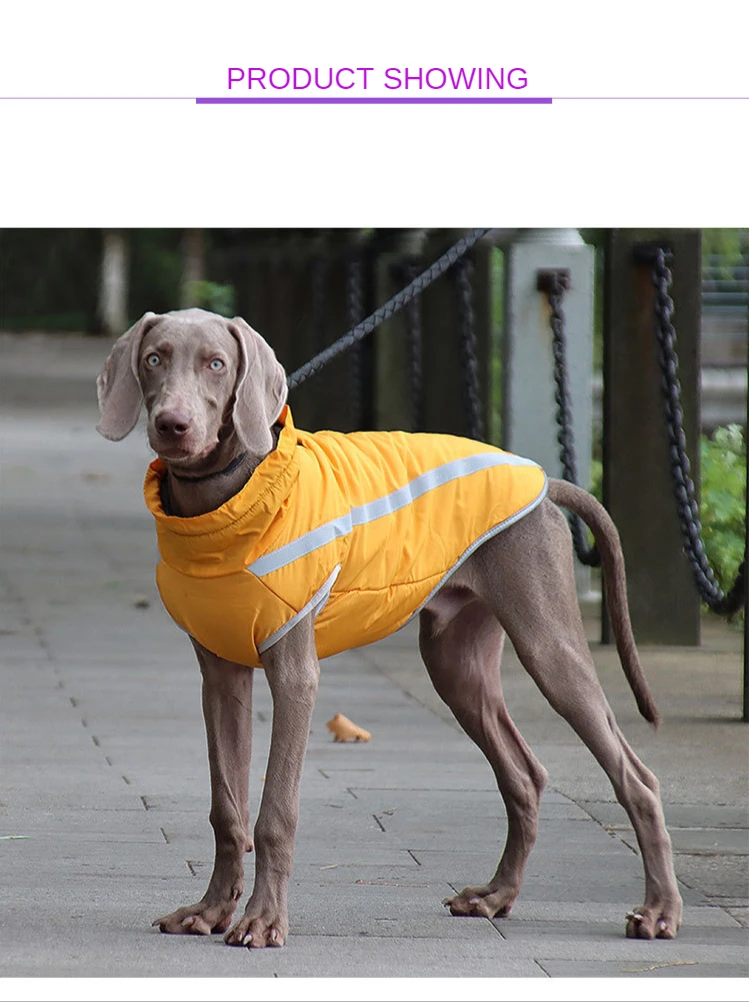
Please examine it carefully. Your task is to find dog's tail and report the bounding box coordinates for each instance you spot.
[547,479,660,728]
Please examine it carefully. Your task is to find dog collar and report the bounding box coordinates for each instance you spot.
[169,451,249,484]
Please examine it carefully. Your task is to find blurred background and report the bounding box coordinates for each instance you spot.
[0,226,746,645]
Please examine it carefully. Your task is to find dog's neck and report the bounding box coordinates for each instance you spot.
[160,426,280,518]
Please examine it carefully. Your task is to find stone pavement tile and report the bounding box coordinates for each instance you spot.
[294,815,405,845]
[394,847,502,871]
[500,900,741,927]
[344,787,509,826]
[287,862,429,889]
[291,909,499,942]
[4,872,200,921]
[495,918,749,947]
[289,875,450,908]
[1,812,164,842]
[506,862,705,906]
[0,928,545,979]
[291,843,421,868]
[0,633,47,658]
[660,854,749,901]
[536,796,593,821]
[311,749,488,781]
[367,843,706,915]
[2,785,147,813]
[318,827,498,854]
[491,930,746,966]
[183,838,428,880]
[51,649,191,670]
[4,839,192,883]
[582,800,749,830]
[667,828,749,854]
[134,795,211,814]
[0,923,280,979]
[531,819,642,855]
[318,760,497,791]
[1,869,540,978]
[328,770,498,792]
[269,933,543,978]
[536,959,748,977]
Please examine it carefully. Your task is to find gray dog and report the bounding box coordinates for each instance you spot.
[96,308,682,948]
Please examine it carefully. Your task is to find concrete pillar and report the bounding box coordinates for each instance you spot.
[97,229,129,335]
[501,228,595,595]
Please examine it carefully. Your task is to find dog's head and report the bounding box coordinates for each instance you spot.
[96,309,287,465]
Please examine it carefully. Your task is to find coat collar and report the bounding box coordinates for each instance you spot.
[143,405,300,572]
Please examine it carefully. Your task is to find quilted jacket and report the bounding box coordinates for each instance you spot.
[143,406,547,667]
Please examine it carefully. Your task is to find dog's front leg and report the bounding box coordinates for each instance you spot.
[154,641,254,935]
[225,613,319,949]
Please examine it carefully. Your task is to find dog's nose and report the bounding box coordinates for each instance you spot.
[154,410,191,438]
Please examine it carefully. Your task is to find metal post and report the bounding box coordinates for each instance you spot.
[501,228,595,597]
[602,229,702,645]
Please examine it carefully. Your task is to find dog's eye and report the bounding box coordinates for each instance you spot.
[209,358,225,372]
[146,353,160,367]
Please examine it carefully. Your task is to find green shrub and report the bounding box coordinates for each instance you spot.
[587,426,744,617]
[185,281,235,317]
[701,424,746,600]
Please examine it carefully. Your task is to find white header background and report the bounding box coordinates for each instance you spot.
[0,1,747,226]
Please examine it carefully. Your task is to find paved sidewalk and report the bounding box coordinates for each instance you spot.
[1,333,747,981]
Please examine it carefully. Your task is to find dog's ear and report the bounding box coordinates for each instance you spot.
[96,312,159,441]
[226,317,288,456]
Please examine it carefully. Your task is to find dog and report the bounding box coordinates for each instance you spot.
[96,307,682,947]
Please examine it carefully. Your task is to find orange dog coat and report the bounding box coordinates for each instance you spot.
[143,406,547,667]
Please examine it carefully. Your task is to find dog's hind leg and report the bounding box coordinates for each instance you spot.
[472,503,682,938]
[419,592,548,920]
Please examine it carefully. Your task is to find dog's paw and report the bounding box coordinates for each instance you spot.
[153,900,238,936]
[225,900,289,948]
[444,884,517,919]
[626,900,682,940]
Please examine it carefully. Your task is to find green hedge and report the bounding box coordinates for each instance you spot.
[702,424,746,600]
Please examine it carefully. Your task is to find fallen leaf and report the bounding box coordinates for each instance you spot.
[326,713,371,743]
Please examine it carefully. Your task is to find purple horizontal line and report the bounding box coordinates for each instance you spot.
[555,96,749,100]
[1,95,746,102]
[0,96,195,100]
[196,96,551,105]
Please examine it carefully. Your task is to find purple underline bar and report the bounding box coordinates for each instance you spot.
[554,95,749,100]
[1,95,746,102]
[0,96,195,100]
[196,96,552,105]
